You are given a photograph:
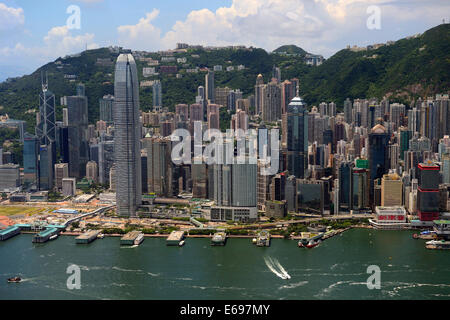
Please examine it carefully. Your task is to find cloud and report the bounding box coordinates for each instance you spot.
[0,3,25,30]
[117,9,162,51]
[0,26,98,72]
[116,0,450,58]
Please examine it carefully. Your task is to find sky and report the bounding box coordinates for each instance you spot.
[0,0,449,80]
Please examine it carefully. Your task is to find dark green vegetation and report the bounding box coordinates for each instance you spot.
[0,24,448,136]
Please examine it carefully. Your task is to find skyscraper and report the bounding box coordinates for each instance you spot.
[368,123,390,199]
[283,97,308,179]
[262,79,282,122]
[23,133,39,190]
[417,162,440,221]
[152,80,162,108]
[205,70,215,103]
[114,54,142,217]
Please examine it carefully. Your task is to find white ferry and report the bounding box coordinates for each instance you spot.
[134,233,145,245]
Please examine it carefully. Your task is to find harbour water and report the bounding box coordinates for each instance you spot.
[0,229,449,300]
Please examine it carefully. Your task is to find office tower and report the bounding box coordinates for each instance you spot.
[38,144,53,191]
[66,95,89,178]
[344,98,352,124]
[257,159,273,211]
[399,127,411,160]
[437,94,449,138]
[368,123,390,194]
[98,140,114,185]
[281,80,295,114]
[255,74,264,115]
[144,137,172,196]
[270,173,287,201]
[227,89,242,112]
[54,163,69,191]
[141,151,148,194]
[351,167,370,211]
[0,164,20,192]
[99,95,114,124]
[272,65,281,83]
[296,179,325,215]
[213,164,232,206]
[90,144,99,164]
[114,53,142,217]
[62,178,76,196]
[36,74,56,147]
[319,102,328,117]
[338,161,353,211]
[283,97,308,179]
[262,79,282,122]
[232,160,257,207]
[192,162,208,199]
[86,161,98,183]
[443,153,450,184]
[417,162,440,221]
[153,80,162,108]
[23,133,40,189]
[381,172,403,206]
[205,70,215,103]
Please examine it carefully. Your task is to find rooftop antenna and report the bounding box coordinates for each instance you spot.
[41,71,48,93]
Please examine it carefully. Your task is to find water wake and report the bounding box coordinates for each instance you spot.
[264,256,291,280]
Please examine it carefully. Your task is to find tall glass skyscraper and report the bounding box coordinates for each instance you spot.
[284,97,308,179]
[114,54,142,217]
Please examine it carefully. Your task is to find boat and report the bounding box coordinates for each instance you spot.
[134,233,145,245]
[97,233,105,239]
[211,232,227,246]
[49,234,58,240]
[298,232,324,246]
[256,230,271,247]
[179,240,185,247]
[298,241,305,248]
[425,240,450,250]
[7,277,21,283]
[252,238,257,244]
[306,239,321,249]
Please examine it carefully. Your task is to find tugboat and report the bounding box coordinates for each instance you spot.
[7,277,21,283]
[306,239,321,249]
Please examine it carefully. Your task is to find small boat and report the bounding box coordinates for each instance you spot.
[252,238,257,244]
[97,233,105,239]
[306,240,321,249]
[298,241,305,248]
[7,277,21,283]
[49,234,58,240]
[179,240,185,247]
[134,233,145,245]
[412,233,419,239]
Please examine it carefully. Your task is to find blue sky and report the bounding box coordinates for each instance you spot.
[0,0,449,80]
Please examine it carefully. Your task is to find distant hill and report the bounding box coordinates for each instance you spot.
[300,23,450,105]
[272,45,308,56]
[0,24,449,134]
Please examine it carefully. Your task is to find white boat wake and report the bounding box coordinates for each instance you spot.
[264,256,291,280]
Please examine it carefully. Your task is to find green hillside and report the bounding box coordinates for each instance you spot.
[300,23,450,105]
[0,24,449,135]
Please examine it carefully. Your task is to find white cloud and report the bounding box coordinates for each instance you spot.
[117,9,162,51]
[0,3,24,30]
[116,0,450,58]
[0,26,98,71]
